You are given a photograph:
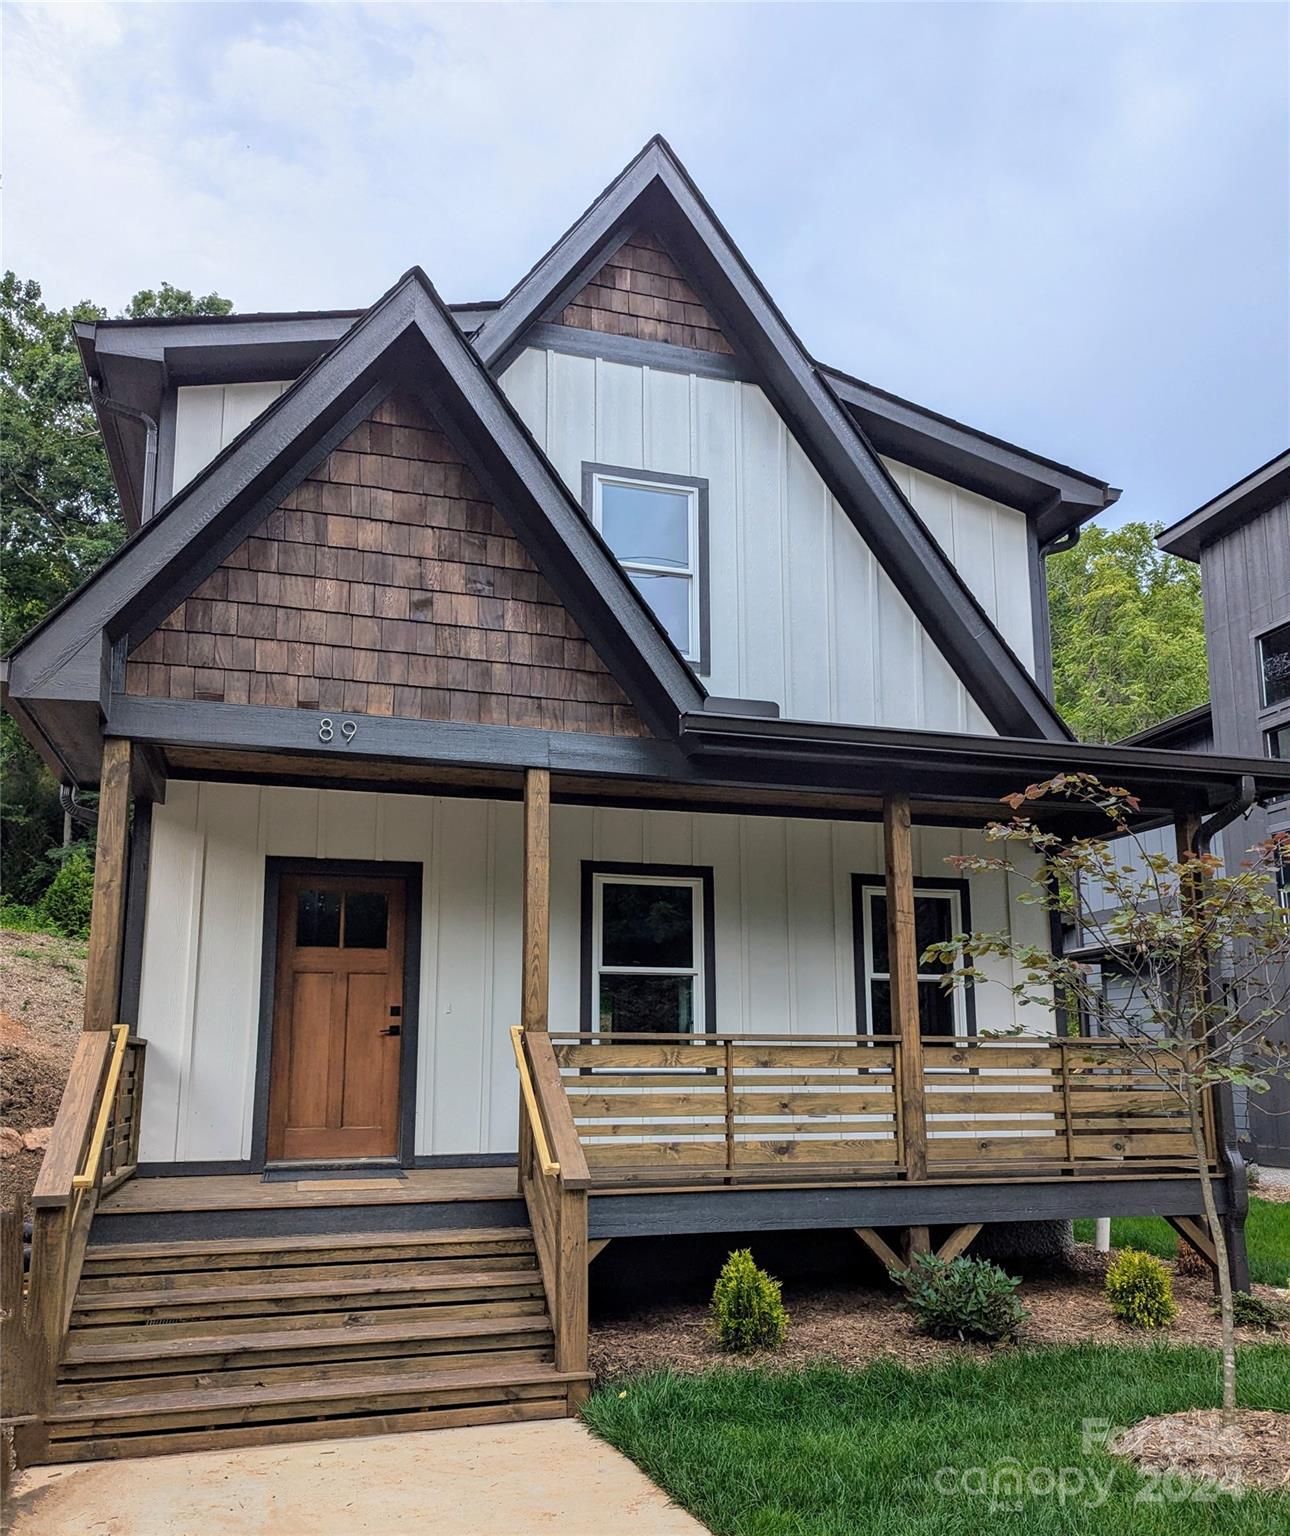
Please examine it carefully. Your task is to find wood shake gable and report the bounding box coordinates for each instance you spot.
[558,230,733,355]
[124,390,651,737]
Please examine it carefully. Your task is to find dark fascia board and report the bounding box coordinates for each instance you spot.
[678,709,1290,820]
[1119,703,1214,751]
[472,136,1072,743]
[10,267,706,769]
[820,367,1121,536]
[1157,450,1290,562]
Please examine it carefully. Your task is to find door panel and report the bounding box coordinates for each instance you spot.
[267,874,407,1162]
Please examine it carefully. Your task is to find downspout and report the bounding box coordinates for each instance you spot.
[90,381,158,524]
[60,783,98,828]
[1197,773,1257,856]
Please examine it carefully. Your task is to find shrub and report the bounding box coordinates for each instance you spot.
[39,848,95,938]
[897,1253,1028,1342]
[711,1249,788,1353]
[0,902,48,934]
[1105,1248,1177,1329]
[1174,1241,1211,1280]
[1224,1291,1287,1332]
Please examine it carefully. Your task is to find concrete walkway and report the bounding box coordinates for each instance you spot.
[4,1420,710,1536]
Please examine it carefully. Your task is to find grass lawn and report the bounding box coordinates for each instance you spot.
[1074,1198,1290,1287]
[584,1345,1290,1535]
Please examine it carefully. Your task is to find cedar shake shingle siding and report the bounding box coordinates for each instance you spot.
[558,230,734,355]
[125,390,650,738]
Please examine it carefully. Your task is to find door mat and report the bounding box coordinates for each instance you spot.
[262,1167,407,1183]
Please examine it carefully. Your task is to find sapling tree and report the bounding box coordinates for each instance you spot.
[921,773,1290,1421]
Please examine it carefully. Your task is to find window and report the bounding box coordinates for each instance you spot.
[1258,622,1290,709]
[295,888,389,949]
[853,878,971,1037]
[585,868,712,1037]
[1268,723,1290,760]
[585,467,707,669]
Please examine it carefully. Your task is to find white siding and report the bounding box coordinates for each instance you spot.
[499,346,1036,733]
[171,382,292,497]
[136,785,1053,1163]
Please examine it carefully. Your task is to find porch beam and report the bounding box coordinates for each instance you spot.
[884,792,927,1179]
[853,1226,905,1277]
[83,737,133,1033]
[522,767,551,1033]
[936,1222,984,1263]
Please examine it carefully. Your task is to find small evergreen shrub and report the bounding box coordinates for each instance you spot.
[1224,1291,1287,1331]
[39,849,95,938]
[711,1249,788,1353]
[1105,1248,1177,1329]
[897,1253,1027,1342]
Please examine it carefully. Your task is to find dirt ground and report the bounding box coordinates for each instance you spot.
[0,930,84,1219]
[589,1246,1289,1380]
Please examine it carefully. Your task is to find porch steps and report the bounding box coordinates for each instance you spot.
[43,1223,587,1462]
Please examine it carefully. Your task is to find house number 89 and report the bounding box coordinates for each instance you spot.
[319,717,358,744]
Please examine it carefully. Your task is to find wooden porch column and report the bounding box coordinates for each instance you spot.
[522,768,551,1033]
[83,738,133,1033]
[884,793,927,1180]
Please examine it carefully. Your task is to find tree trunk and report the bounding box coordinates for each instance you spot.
[1188,1082,1236,1423]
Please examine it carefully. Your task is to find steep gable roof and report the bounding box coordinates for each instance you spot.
[4,265,707,778]
[474,136,1072,742]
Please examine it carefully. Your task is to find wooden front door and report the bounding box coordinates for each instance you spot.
[267,874,406,1162]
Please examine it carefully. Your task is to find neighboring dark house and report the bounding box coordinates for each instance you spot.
[1158,450,1290,1167]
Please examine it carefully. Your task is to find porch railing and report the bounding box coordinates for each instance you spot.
[15,1025,146,1459]
[547,1031,1208,1184]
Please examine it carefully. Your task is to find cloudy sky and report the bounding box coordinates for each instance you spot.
[5,1,1287,529]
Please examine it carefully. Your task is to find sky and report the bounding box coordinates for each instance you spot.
[4,1,1287,531]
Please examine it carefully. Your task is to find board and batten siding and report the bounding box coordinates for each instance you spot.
[500,345,1037,732]
[170,382,292,498]
[135,782,1052,1164]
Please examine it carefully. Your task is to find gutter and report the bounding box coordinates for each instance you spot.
[90,381,158,524]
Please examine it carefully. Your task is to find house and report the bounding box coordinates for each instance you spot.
[5,138,1287,1464]
[1155,452,1290,1167]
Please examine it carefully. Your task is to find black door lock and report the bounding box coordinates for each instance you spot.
[380,1024,402,1037]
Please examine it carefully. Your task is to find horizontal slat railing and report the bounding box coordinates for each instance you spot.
[549,1031,1206,1184]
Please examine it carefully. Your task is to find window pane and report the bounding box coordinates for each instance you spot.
[601,882,694,969]
[296,889,341,947]
[918,981,955,1036]
[600,482,690,568]
[915,895,955,953]
[599,973,695,1035]
[627,572,691,654]
[344,891,389,949]
[1267,724,1290,759]
[1260,623,1290,708]
[868,895,889,975]
[869,979,891,1032]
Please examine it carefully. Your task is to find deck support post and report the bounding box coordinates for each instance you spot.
[83,737,134,1033]
[522,768,551,1034]
[884,793,927,1181]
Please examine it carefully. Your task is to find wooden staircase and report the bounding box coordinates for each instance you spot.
[41,1223,589,1462]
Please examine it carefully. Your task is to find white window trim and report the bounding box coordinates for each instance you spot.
[591,472,701,663]
[859,885,968,1035]
[591,873,705,1037]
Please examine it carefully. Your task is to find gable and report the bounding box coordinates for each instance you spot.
[125,390,651,738]
[557,230,734,356]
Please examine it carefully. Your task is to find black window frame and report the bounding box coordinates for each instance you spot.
[1256,618,1290,712]
[579,861,717,1038]
[851,873,976,1038]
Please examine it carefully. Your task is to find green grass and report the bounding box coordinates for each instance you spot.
[583,1346,1290,1535]
[1074,1199,1290,1287]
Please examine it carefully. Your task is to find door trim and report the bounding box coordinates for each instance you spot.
[250,858,423,1172]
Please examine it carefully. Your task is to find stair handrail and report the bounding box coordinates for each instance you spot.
[73,1024,130,1190]
[510,1025,559,1176]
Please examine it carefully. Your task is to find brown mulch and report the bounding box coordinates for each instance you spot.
[1112,1409,1290,1493]
[0,930,85,1219]
[590,1247,1286,1381]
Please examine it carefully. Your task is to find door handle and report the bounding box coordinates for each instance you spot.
[379,1025,402,1037]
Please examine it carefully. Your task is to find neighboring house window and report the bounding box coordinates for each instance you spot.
[1258,621,1290,709]
[583,865,714,1036]
[852,876,972,1037]
[582,466,709,672]
[1277,849,1290,913]
[1268,723,1290,807]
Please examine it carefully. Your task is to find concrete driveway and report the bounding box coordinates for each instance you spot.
[4,1419,710,1536]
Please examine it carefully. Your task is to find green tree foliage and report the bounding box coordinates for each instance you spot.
[1,274,231,911]
[1047,521,1208,743]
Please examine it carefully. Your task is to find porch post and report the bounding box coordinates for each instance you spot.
[884,792,927,1180]
[522,768,551,1033]
[83,737,134,1033]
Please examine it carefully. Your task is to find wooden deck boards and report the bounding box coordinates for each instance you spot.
[99,1167,517,1215]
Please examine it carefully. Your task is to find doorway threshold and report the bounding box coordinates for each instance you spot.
[262,1165,407,1184]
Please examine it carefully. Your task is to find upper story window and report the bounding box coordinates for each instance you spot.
[584,466,709,672]
[1258,621,1290,709]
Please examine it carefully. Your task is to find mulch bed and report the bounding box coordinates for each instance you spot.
[1112,1409,1290,1493]
[590,1246,1285,1381]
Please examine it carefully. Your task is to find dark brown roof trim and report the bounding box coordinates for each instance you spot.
[1157,449,1290,561]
